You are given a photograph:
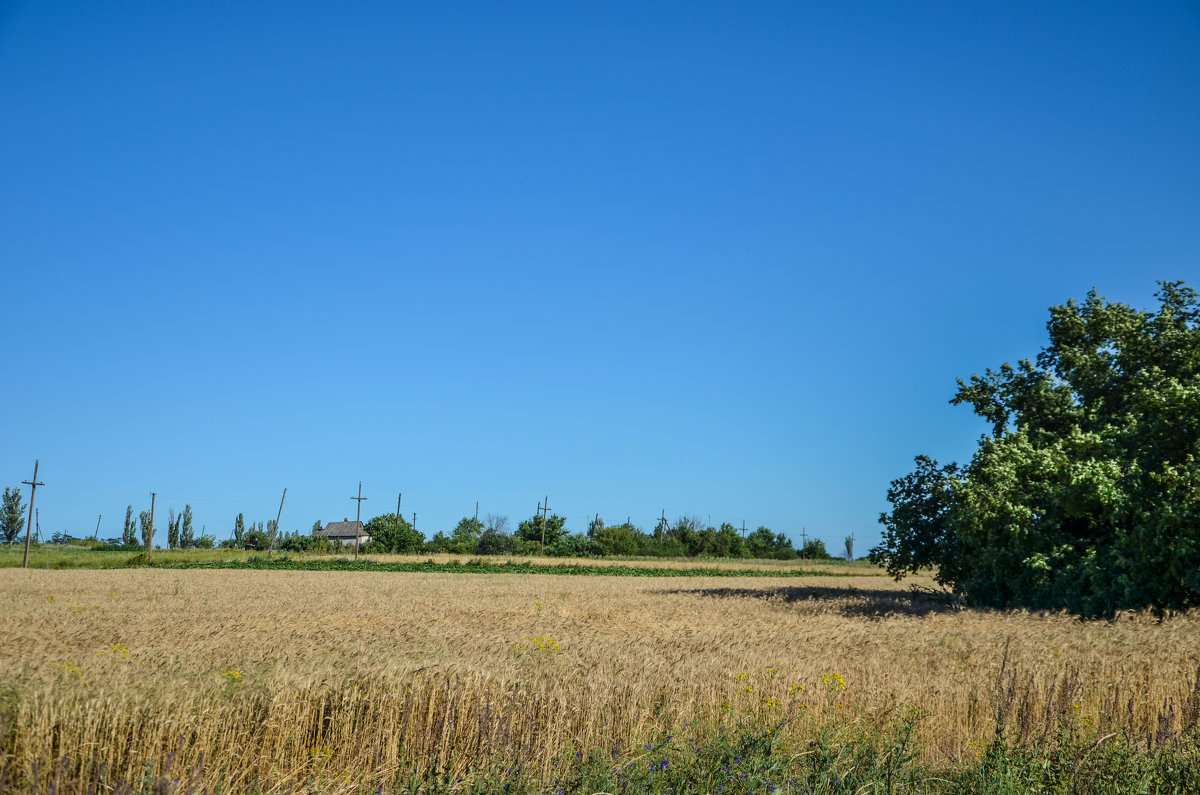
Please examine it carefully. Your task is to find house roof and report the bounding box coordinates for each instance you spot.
[318,520,367,538]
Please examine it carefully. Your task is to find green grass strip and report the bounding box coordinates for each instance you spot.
[153,557,878,578]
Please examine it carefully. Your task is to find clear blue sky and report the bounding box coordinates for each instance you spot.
[2,1,1198,549]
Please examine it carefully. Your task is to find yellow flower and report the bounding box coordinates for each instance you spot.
[819,672,847,691]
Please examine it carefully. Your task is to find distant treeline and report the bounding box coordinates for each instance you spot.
[285,513,834,560]
[17,508,832,561]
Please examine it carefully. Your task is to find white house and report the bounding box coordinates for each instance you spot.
[317,519,370,547]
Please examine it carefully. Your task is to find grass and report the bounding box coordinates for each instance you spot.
[1,567,1197,792]
[0,545,877,576]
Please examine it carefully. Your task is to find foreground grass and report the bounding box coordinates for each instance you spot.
[2,569,1197,793]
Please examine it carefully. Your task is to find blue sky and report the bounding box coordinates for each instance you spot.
[2,1,1198,549]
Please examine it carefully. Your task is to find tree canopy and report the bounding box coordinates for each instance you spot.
[872,282,1200,615]
[364,513,424,553]
[1,486,25,544]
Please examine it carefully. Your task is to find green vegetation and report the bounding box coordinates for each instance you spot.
[874,281,1200,616]
[156,556,867,578]
[550,718,1199,795]
[363,512,424,553]
[0,542,872,575]
[1,485,24,544]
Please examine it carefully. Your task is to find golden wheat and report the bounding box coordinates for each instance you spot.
[1,567,1196,792]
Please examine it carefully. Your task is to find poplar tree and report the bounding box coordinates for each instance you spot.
[167,508,179,549]
[180,505,195,548]
[1,487,25,544]
[139,510,152,547]
[122,505,136,546]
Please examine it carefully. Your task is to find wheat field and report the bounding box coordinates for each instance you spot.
[1,566,1197,792]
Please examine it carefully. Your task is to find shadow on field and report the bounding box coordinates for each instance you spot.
[665,584,964,618]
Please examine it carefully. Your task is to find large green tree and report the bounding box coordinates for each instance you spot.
[447,516,484,554]
[517,513,567,551]
[1,486,25,544]
[364,513,424,553]
[873,282,1200,615]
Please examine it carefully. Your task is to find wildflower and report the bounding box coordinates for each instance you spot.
[819,672,847,691]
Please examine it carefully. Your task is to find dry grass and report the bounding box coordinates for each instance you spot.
[1,567,1197,792]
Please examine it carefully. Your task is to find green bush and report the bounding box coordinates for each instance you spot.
[545,532,598,557]
[591,523,642,556]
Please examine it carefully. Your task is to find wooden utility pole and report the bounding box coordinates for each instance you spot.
[539,496,551,555]
[396,492,402,518]
[147,492,156,562]
[351,482,368,561]
[412,513,417,536]
[798,527,809,558]
[94,514,102,541]
[658,509,668,538]
[20,459,43,569]
[475,501,479,522]
[268,488,286,557]
[741,520,746,539]
[537,501,547,552]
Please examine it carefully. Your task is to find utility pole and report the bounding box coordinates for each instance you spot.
[798,527,809,558]
[94,514,102,541]
[20,460,43,569]
[412,513,416,535]
[396,492,402,518]
[537,496,551,555]
[147,492,156,562]
[351,482,368,561]
[475,501,479,522]
[741,520,746,539]
[537,504,547,554]
[268,488,286,558]
[658,509,668,538]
